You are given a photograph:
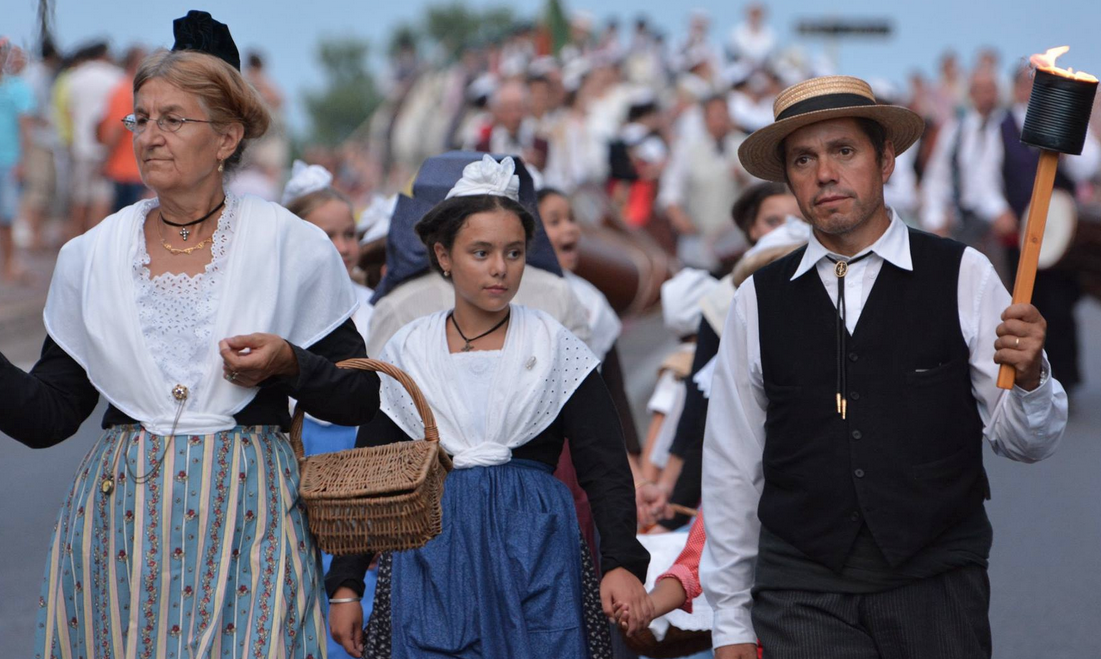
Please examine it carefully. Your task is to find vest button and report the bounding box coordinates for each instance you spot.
[850,391,860,400]
[850,511,860,522]
[854,468,865,478]
[852,430,862,440]
[848,352,859,362]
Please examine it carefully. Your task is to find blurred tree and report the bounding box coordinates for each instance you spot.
[305,37,382,146]
[423,3,517,57]
[387,24,419,59]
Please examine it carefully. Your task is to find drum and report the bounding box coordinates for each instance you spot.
[571,183,673,316]
[1025,189,1078,269]
[1024,191,1101,300]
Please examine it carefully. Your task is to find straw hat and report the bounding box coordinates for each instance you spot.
[737,75,925,182]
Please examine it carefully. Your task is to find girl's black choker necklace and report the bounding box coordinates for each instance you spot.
[159,198,226,241]
[449,310,511,352]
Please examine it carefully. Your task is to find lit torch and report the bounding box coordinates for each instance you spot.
[997,47,1098,389]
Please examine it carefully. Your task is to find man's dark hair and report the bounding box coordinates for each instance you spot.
[627,101,658,123]
[778,117,887,184]
[415,194,536,275]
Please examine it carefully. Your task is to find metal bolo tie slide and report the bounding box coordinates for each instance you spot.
[825,253,871,420]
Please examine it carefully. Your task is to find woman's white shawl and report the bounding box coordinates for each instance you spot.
[43,195,358,435]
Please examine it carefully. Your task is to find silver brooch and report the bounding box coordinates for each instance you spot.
[525,357,537,370]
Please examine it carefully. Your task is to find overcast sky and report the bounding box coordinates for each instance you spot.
[8,0,1100,133]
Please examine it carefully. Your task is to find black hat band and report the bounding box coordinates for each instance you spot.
[776,93,876,122]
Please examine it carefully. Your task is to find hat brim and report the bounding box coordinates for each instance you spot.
[738,105,925,182]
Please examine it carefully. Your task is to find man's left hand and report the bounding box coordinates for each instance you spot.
[994,303,1046,391]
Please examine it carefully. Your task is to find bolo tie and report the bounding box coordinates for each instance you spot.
[825,252,872,420]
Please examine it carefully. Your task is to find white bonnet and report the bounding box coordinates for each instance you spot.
[281,159,333,207]
[445,154,521,201]
[359,194,397,245]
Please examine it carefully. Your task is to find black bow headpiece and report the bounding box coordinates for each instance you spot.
[171,10,241,71]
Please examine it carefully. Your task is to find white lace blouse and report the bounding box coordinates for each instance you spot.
[132,194,235,403]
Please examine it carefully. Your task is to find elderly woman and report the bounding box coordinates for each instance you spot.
[0,12,379,658]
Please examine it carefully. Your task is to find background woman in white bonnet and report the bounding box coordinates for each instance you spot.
[284,159,374,346]
[327,155,651,659]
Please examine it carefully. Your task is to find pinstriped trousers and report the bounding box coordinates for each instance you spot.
[751,565,992,659]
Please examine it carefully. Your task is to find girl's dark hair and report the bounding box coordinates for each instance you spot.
[415,194,536,275]
[535,187,567,204]
[731,181,789,236]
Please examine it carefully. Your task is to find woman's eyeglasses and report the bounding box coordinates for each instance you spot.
[122,113,214,134]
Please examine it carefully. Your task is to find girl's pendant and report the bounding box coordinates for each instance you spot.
[179,227,191,241]
[461,342,473,352]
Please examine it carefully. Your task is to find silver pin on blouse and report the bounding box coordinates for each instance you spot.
[525,357,537,370]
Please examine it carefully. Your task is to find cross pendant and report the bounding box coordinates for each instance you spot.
[461,342,473,352]
[179,227,191,241]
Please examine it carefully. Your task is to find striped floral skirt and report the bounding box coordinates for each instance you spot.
[34,425,327,659]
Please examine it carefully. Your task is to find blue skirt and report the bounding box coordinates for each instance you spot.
[366,460,611,659]
[34,425,326,659]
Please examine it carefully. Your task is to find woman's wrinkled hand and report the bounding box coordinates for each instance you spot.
[218,333,298,388]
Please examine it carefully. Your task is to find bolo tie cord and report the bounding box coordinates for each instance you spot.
[826,253,872,420]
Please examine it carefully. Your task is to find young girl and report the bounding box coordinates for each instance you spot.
[327,155,651,659]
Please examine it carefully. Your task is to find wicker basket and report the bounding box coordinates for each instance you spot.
[622,627,713,659]
[289,358,453,556]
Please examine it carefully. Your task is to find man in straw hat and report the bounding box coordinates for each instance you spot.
[699,75,1068,658]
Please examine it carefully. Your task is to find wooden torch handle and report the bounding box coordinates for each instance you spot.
[997,149,1061,389]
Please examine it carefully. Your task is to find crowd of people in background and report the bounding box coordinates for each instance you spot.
[3,4,1100,288]
[1,5,1093,657]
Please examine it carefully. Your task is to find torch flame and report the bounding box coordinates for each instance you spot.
[1030,46,1098,83]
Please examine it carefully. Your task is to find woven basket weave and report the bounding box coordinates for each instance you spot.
[289,358,453,555]
[623,627,713,659]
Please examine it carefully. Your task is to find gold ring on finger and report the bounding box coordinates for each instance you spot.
[1015,337,1020,349]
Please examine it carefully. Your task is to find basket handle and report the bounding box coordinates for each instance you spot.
[289,358,441,462]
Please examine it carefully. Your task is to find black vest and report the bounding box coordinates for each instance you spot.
[754,229,986,571]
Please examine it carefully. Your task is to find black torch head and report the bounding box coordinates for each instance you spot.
[1021,68,1098,155]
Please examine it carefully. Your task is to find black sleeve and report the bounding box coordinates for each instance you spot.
[660,417,705,530]
[600,344,641,455]
[660,318,718,530]
[669,318,719,458]
[0,337,100,448]
[561,370,650,582]
[260,319,381,427]
[325,553,374,599]
[355,407,414,447]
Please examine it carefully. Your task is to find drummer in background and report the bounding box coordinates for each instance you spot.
[989,64,1101,395]
[919,67,1007,249]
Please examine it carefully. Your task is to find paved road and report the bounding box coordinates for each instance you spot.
[2,301,1099,657]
